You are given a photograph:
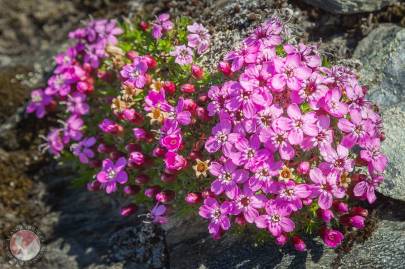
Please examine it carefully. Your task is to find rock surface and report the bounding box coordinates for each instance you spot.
[339,220,405,268]
[353,24,405,108]
[377,102,405,201]
[302,0,397,14]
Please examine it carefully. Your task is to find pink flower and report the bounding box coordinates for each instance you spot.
[96,157,128,194]
[151,203,168,224]
[255,202,295,237]
[320,144,354,173]
[249,160,281,192]
[170,45,193,65]
[291,72,328,110]
[26,89,52,118]
[244,18,282,47]
[152,13,173,39]
[187,23,210,54]
[274,181,311,211]
[283,104,319,145]
[260,127,295,160]
[360,136,388,173]
[209,159,248,199]
[353,171,383,204]
[271,54,312,92]
[120,57,149,88]
[322,229,344,248]
[225,44,258,72]
[205,117,240,154]
[164,152,187,171]
[309,167,345,209]
[232,185,266,223]
[71,136,96,164]
[230,134,269,169]
[66,92,89,115]
[199,197,233,236]
[322,89,348,118]
[338,109,374,148]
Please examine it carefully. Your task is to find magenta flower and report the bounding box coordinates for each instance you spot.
[244,18,282,47]
[152,13,173,39]
[46,73,72,96]
[144,89,168,111]
[151,203,168,224]
[99,119,120,134]
[71,137,96,164]
[309,167,345,210]
[322,89,348,118]
[353,171,384,203]
[255,202,295,237]
[164,152,187,171]
[161,131,182,152]
[209,160,248,199]
[360,136,388,173]
[225,44,258,72]
[66,92,90,115]
[249,160,281,192]
[207,84,229,116]
[230,134,269,169]
[283,104,319,145]
[338,109,374,148]
[320,144,354,173]
[63,115,84,143]
[322,229,344,248]
[271,54,312,92]
[232,186,266,223]
[120,57,149,88]
[254,105,283,131]
[96,157,128,194]
[163,98,191,125]
[205,117,241,155]
[187,23,210,54]
[226,81,267,117]
[26,89,52,118]
[260,127,295,160]
[274,181,311,211]
[47,129,65,156]
[291,72,328,110]
[199,197,232,236]
[170,45,193,65]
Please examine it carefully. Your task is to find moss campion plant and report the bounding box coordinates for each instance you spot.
[27,15,387,250]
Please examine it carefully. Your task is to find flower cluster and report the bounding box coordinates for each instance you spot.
[27,14,387,251]
[28,19,123,157]
[202,17,387,249]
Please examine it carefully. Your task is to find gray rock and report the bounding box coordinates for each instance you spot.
[302,0,397,14]
[339,220,405,268]
[378,102,405,201]
[167,219,338,269]
[353,24,405,109]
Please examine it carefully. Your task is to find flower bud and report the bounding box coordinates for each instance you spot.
[145,55,157,69]
[123,185,141,196]
[318,209,334,223]
[198,93,208,103]
[321,228,344,248]
[218,61,232,76]
[275,234,288,246]
[292,236,306,252]
[129,151,145,166]
[139,21,149,31]
[351,206,368,218]
[163,81,176,95]
[349,215,365,229]
[191,64,204,79]
[120,203,137,217]
[144,185,161,199]
[135,174,150,185]
[298,161,310,175]
[153,147,166,158]
[133,128,147,140]
[156,190,175,203]
[185,192,202,204]
[180,83,195,94]
[87,180,100,191]
[161,173,176,183]
[303,198,313,206]
[333,201,349,214]
[196,107,210,121]
[127,50,139,61]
